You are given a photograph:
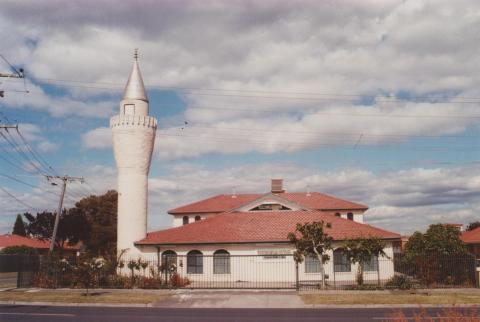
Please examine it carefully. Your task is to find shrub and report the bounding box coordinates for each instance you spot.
[170,273,190,288]
[386,274,413,290]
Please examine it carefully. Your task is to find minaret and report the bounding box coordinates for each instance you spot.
[110,50,157,257]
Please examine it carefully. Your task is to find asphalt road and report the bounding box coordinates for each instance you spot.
[1,305,477,322]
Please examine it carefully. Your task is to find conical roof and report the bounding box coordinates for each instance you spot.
[122,52,148,102]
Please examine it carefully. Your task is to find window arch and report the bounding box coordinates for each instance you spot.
[347,212,354,221]
[161,250,177,270]
[334,213,341,218]
[195,215,201,222]
[187,250,203,274]
[182,216,189,225]
[333,248,351,272]
[213,249,230,274]
[305,255,321,273]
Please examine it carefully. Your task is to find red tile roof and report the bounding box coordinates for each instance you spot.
[0,234,51,249]
[168,192,368,214]
[0,234,81,250]
[137,210,399,245]
[461,227,480,244]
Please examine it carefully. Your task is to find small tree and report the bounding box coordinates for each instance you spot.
[12,214,26,236]
[343,236,387,286]
[466,221,480,232]
[288,221,333,289]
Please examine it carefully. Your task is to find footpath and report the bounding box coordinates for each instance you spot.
[0,288,479,309]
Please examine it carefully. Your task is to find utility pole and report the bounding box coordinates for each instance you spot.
[46,175,84,253]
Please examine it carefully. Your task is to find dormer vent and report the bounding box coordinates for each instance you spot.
[271,179,285,194]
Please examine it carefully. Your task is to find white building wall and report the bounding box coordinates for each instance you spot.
[136,241,395,285]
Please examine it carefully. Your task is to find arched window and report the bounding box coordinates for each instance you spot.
[161,250,177,270]
[305,255,321,273]
[182,216,189,225]
[335,213,341,218]
[347,212,354,221]
[213,249,230,274]
[187,250,203,274]
[334,249,351,272]
[195,215,201,222]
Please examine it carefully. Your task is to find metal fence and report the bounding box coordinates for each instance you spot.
[0,253,478,290]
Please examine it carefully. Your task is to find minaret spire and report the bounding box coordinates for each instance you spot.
[122,49,148,102]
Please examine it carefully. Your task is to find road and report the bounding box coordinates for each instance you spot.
[1,305,477,322]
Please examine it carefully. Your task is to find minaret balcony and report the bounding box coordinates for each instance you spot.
[110,115,158,129]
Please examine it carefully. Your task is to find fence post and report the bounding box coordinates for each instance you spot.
[295,261,299,291]
[377,257,381,286]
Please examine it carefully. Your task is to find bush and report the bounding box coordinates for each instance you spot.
[170,273,190,288]
[386,274,413,290]
[0,246,38,255]
[345,284,383,290]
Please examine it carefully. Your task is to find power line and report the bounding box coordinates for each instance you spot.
[0,186,40,212]
[6,75,480,105]
[25,76,480,102]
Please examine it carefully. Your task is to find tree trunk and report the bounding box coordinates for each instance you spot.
[357,262,364,286]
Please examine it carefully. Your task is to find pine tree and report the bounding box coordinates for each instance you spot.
[12,214,26,236]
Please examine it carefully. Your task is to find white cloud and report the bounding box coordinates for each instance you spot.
[81,127,111,149]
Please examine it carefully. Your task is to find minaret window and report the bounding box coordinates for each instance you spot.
[124,104,135,115]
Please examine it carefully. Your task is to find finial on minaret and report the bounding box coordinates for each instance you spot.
[122,49,148,102]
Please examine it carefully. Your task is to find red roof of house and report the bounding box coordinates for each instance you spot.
[0,234,51,249]
[168,192,368,214]
[0,234,81,250]
[461,227,480,244]
[137,210,399,245]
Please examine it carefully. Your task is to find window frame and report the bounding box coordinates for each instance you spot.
[213,249,231,274]
[333,249,351,272]
[182,216,189,225]
[305,255,321,273]
[187,250,203,274]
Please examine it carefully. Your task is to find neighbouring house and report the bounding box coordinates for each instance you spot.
[0,234,81,255]
[461,227,480,258]
[133,179,401,287]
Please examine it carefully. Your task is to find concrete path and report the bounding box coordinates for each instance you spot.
[156,291,304,308]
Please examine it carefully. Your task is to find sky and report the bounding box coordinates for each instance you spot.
[0,0,479,235]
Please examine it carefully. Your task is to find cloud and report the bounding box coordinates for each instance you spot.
[144,162,480,234]
[81,127,111,149]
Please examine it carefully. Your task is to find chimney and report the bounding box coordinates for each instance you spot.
[271,179,285,194]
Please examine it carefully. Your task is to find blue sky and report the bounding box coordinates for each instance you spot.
[0,0,479,235]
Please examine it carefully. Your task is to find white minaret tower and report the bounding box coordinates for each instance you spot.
[110,50,157,257]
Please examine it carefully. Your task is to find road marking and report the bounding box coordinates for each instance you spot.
[0,312,75,317]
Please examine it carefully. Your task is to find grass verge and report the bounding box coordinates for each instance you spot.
[0,290,170,304]
[300,292,480,305]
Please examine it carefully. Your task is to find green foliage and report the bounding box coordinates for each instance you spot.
[23,209,88,250]
[12,214,26,236]
[0,245,37,255]
[69,190,117,255]
[343,236,387,285]
[385,274,413,290]
[405,224,467,258]
[288,221,333,289]
[466,221,480,232]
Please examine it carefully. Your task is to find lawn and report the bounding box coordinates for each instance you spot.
[0,290,171,304]
[300,291,480,305]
